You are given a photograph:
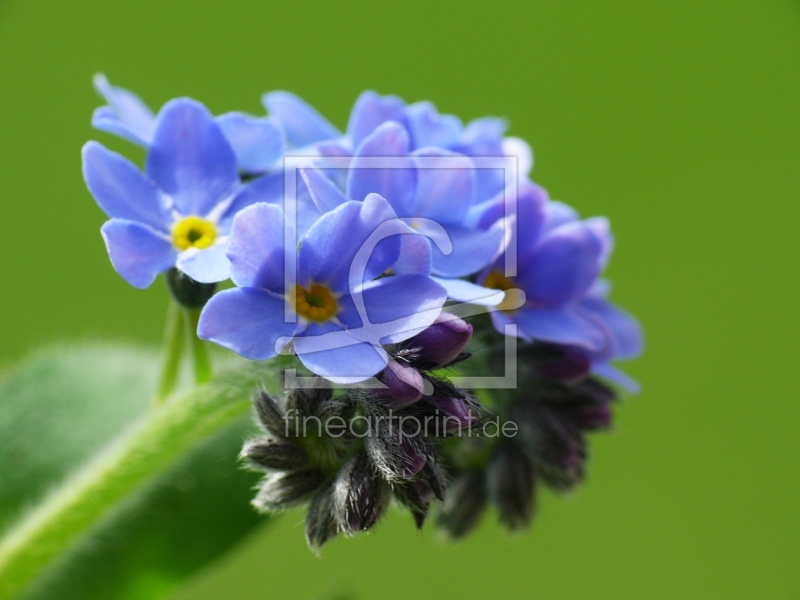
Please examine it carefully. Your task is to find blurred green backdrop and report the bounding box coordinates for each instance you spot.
[1,0,798,598]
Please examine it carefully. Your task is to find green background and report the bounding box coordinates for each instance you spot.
[1,0,798,598]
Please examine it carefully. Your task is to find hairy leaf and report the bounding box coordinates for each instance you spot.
[0,343,269,600]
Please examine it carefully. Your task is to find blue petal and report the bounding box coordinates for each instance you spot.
[350,274,447,345]
[502,137,534,180]
[428,221,505,278]
[218,171,322,238]
[410,149,475,224]
[217,172,283,231]
[518,220,604,307]
[581,296,643,359]
[346,91,408,150]
[294,324,389,384]
[262,91,340,149]
[432,277,504,306]
[592,362,641,394]
[543,200,579,232]
[197,288,299,360]
[82,142,170,232]
[405,101,462,148]
[226,202,291,293]
[176,241,230,283]
[477,183,548,263]
[300,166,348,213]
[100,219,176,289]
[393,231,433,276]
[215,112,284,174]
[299,195,401,293]
[513,306,607,351]
[145,98,238,217]
[91,74,155,146]
[346,122,416,216]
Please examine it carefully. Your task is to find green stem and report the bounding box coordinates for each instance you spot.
[186,308,212,385]
[0,364,278,600]
[155,301,186,404]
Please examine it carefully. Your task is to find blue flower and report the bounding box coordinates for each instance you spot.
[197,194,448,383]
[300,122,509,294]
[83,98,286,288]
[480,186,643,389]
[480,184,613,351]
[92,74,285,174]
[264,90,532,202]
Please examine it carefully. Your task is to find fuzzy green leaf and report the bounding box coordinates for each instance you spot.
[0,344,270,600]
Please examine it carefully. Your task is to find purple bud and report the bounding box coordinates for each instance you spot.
[365,418,430,480]
[372,360,424,408]
[406,314,473,367]
[533,346,591,385]
[426,395,475,432]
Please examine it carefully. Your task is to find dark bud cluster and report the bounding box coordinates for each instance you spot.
[241,314,478,551]
[438,340,618,538]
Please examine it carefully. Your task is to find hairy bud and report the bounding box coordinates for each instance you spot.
[333,451,391,534]
[394,479,434,529]
[241,437,308,471]
[487,441,536,531]
[365,418,430,481]
[437,470,487,539]
[252,469,326,512]
[305,480,338,552]
[510,400,586,491]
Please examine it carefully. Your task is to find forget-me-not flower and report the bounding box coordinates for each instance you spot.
[263,90,532,201]
[83,98,284,288]
[479,184,614,352]
[92,74,285,174]
[197,194,448,383]
[299,122,509,304]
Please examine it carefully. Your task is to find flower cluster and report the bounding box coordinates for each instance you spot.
[81,76,643,548]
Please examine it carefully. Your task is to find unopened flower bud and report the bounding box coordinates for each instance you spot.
[405,314,473,368]
[254,390,288,438]
[487,441,536,531]
[252,469,326,512]
[437,470,487,539]
[305,481,338,552]
[510,400,586,491]
[165,267,216,308]
[365,419,429,481]
[393,479,434,529]
[372,360,424,408]
[532,346,591,385]
[333,451,391,534]
[425,395,475,432]
[241,437,308,471]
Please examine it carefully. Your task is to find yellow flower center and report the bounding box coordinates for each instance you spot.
[293,284,338,322]
[484,270,525,312]
[172,216,217,251]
